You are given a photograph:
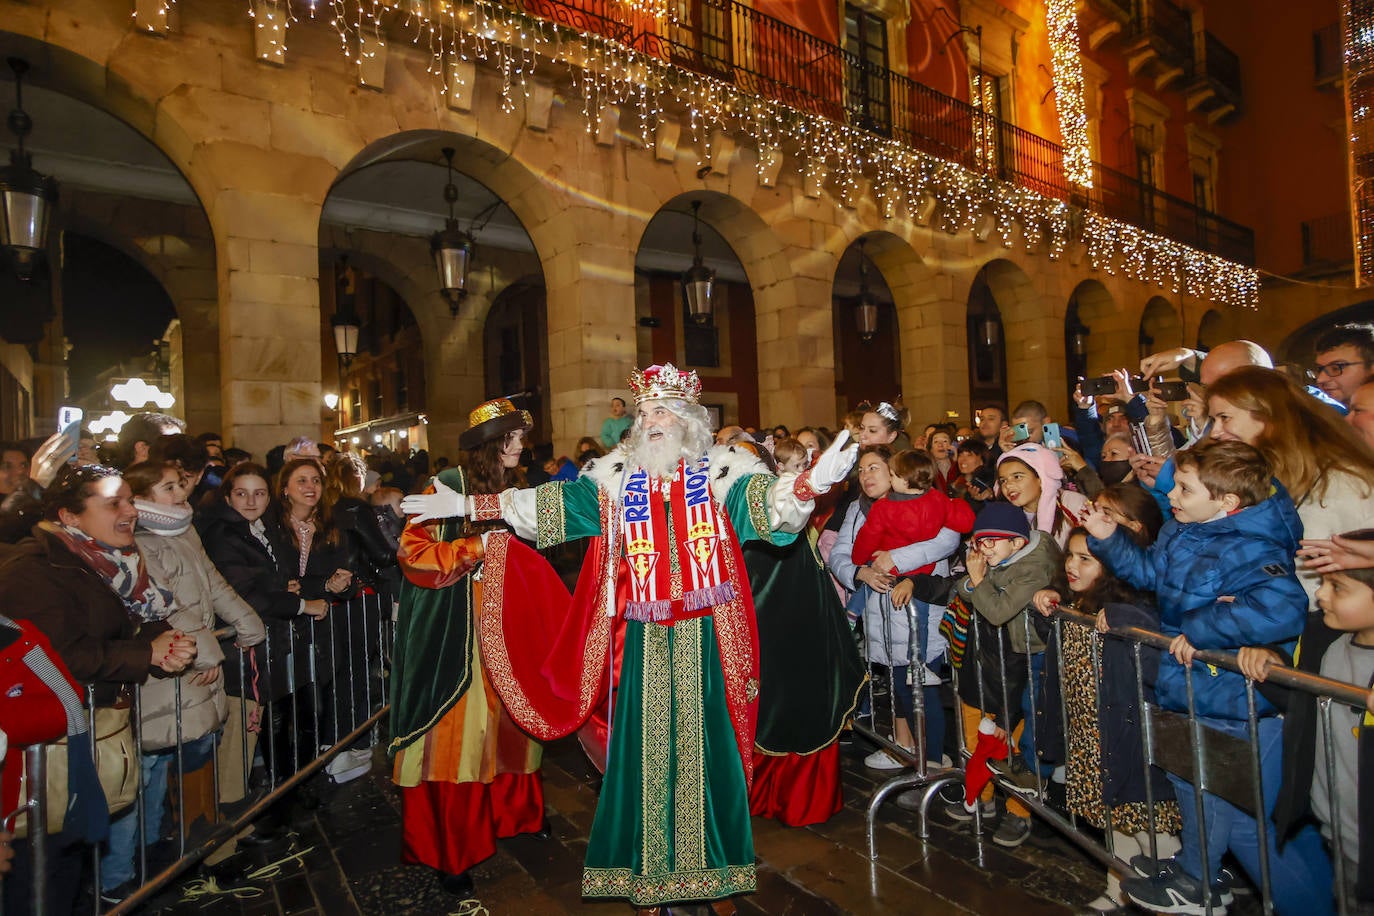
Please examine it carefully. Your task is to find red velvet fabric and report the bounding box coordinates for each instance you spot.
[748,743,843,827]
[400,772,545,875]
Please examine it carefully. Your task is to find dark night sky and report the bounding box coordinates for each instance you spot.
[62,234,176,397]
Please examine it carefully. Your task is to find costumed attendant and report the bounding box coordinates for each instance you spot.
[389,399,546,899]
[745,438,865,826]
[401,364,858,914]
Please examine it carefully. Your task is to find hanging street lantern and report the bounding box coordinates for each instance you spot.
[681,200,715,325]
[0,58,58,280]
[431,146,475,316]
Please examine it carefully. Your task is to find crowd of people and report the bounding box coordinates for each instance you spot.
[0,415,402,911]
[3,324,1374,915]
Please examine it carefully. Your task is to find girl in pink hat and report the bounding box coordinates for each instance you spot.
[995,443,1090,550]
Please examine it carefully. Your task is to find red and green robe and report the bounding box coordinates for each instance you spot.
[388,467,544,876]
[478,444,814,905]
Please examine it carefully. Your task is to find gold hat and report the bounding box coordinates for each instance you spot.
[459,397,533,450]
[627,363,703,405]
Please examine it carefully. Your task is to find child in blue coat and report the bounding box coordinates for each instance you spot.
[1084,440,1332,916]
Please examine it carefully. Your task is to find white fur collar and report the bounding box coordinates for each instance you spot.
[581,443,771,500]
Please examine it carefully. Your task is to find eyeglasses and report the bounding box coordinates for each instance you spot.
[1309,359,1368,380]
[972,536,1009,551]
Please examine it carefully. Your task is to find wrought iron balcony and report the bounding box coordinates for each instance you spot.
[505,0,1254,264]
[1137,0,1195,72]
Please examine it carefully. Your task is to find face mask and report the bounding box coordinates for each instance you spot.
[1098,460,1133,486]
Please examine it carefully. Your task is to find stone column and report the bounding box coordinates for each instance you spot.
[212,192,325,460]
[543,210,639,457]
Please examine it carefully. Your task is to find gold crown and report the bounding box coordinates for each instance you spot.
[627,363,703,405]
[467,398,531,429]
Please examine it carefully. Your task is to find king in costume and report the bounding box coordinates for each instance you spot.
[401,364,857,910]
[388,398,546,897]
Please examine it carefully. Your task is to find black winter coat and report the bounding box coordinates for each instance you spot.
[333,496,399,596]
[194,501,328,702]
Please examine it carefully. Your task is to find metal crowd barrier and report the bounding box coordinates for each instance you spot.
[860,600,1371,916]
[1,588,394,916]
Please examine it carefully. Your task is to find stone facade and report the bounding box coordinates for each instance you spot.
[0,1,1356,457]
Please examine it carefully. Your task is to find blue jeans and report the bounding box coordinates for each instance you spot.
[1018,650,1053,777]
[101,734,216,891]
[1168,715,1333,916]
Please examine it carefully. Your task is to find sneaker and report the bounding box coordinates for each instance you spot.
[864,746,912,770]
[987,757,1042,797]
[1122,867,1228,915]
[325,747,372,784]
[1128,857,1234,906]
[99,879,139,906]
[991,814,1032,848]
[943,798,995,823]
[1084,894,1127,913]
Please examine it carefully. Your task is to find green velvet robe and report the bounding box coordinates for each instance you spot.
[528,464,794,905]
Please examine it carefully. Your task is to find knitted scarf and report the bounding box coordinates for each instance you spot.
[41,520,173,623]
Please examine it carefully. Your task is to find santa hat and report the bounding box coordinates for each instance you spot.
[996,443,1063,535]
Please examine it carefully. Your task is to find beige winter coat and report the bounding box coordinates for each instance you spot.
[135,526,267,751]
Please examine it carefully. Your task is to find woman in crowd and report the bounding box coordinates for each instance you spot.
[324,452,397,780]
[0,465,197,908]
[951,438,994,513]
[829,444,960,769]
[196,462,324,817]
[928,427,957,494]
[1205,366,1374,606]
[276,457,355,761]
[113,461,264,893]
[389,399,545,899]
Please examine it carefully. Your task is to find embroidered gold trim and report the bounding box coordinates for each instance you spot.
[470,493,502,522]
[709,519,759,786]
[641,622,672,877]
[744,474,773,543]
[581,864,756,904]
[673,618,706,871]
[535,482,566,549]
[477,530,613,742]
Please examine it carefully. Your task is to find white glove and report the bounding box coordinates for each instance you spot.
[400,477,469,524]
[808,429,857,493]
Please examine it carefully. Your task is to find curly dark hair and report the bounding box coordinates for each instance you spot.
[464,436,524,497]
[42,464,123,521]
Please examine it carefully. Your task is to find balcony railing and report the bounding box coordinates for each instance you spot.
[1139,0,1195,71]
[510,0,1254,264]
[1199,32,1242,105]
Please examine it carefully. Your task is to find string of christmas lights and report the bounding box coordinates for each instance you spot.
[1046,0,1093,189]
[234,0,1258,308]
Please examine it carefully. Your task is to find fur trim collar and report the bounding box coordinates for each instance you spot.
[581,443,771,500]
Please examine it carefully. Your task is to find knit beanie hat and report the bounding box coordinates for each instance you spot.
[971,502,1031,541]
[996,443,1063,535]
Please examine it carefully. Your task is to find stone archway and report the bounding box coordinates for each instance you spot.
[1139,296,1184,365]
[964,257,1050,416]
[832,233,905,416]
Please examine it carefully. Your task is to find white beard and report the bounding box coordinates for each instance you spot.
[633,426,686,479]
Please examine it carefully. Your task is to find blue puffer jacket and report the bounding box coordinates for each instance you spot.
[1088,482,1308,720]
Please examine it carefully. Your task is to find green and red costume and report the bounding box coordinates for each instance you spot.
[477,444,811,906]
